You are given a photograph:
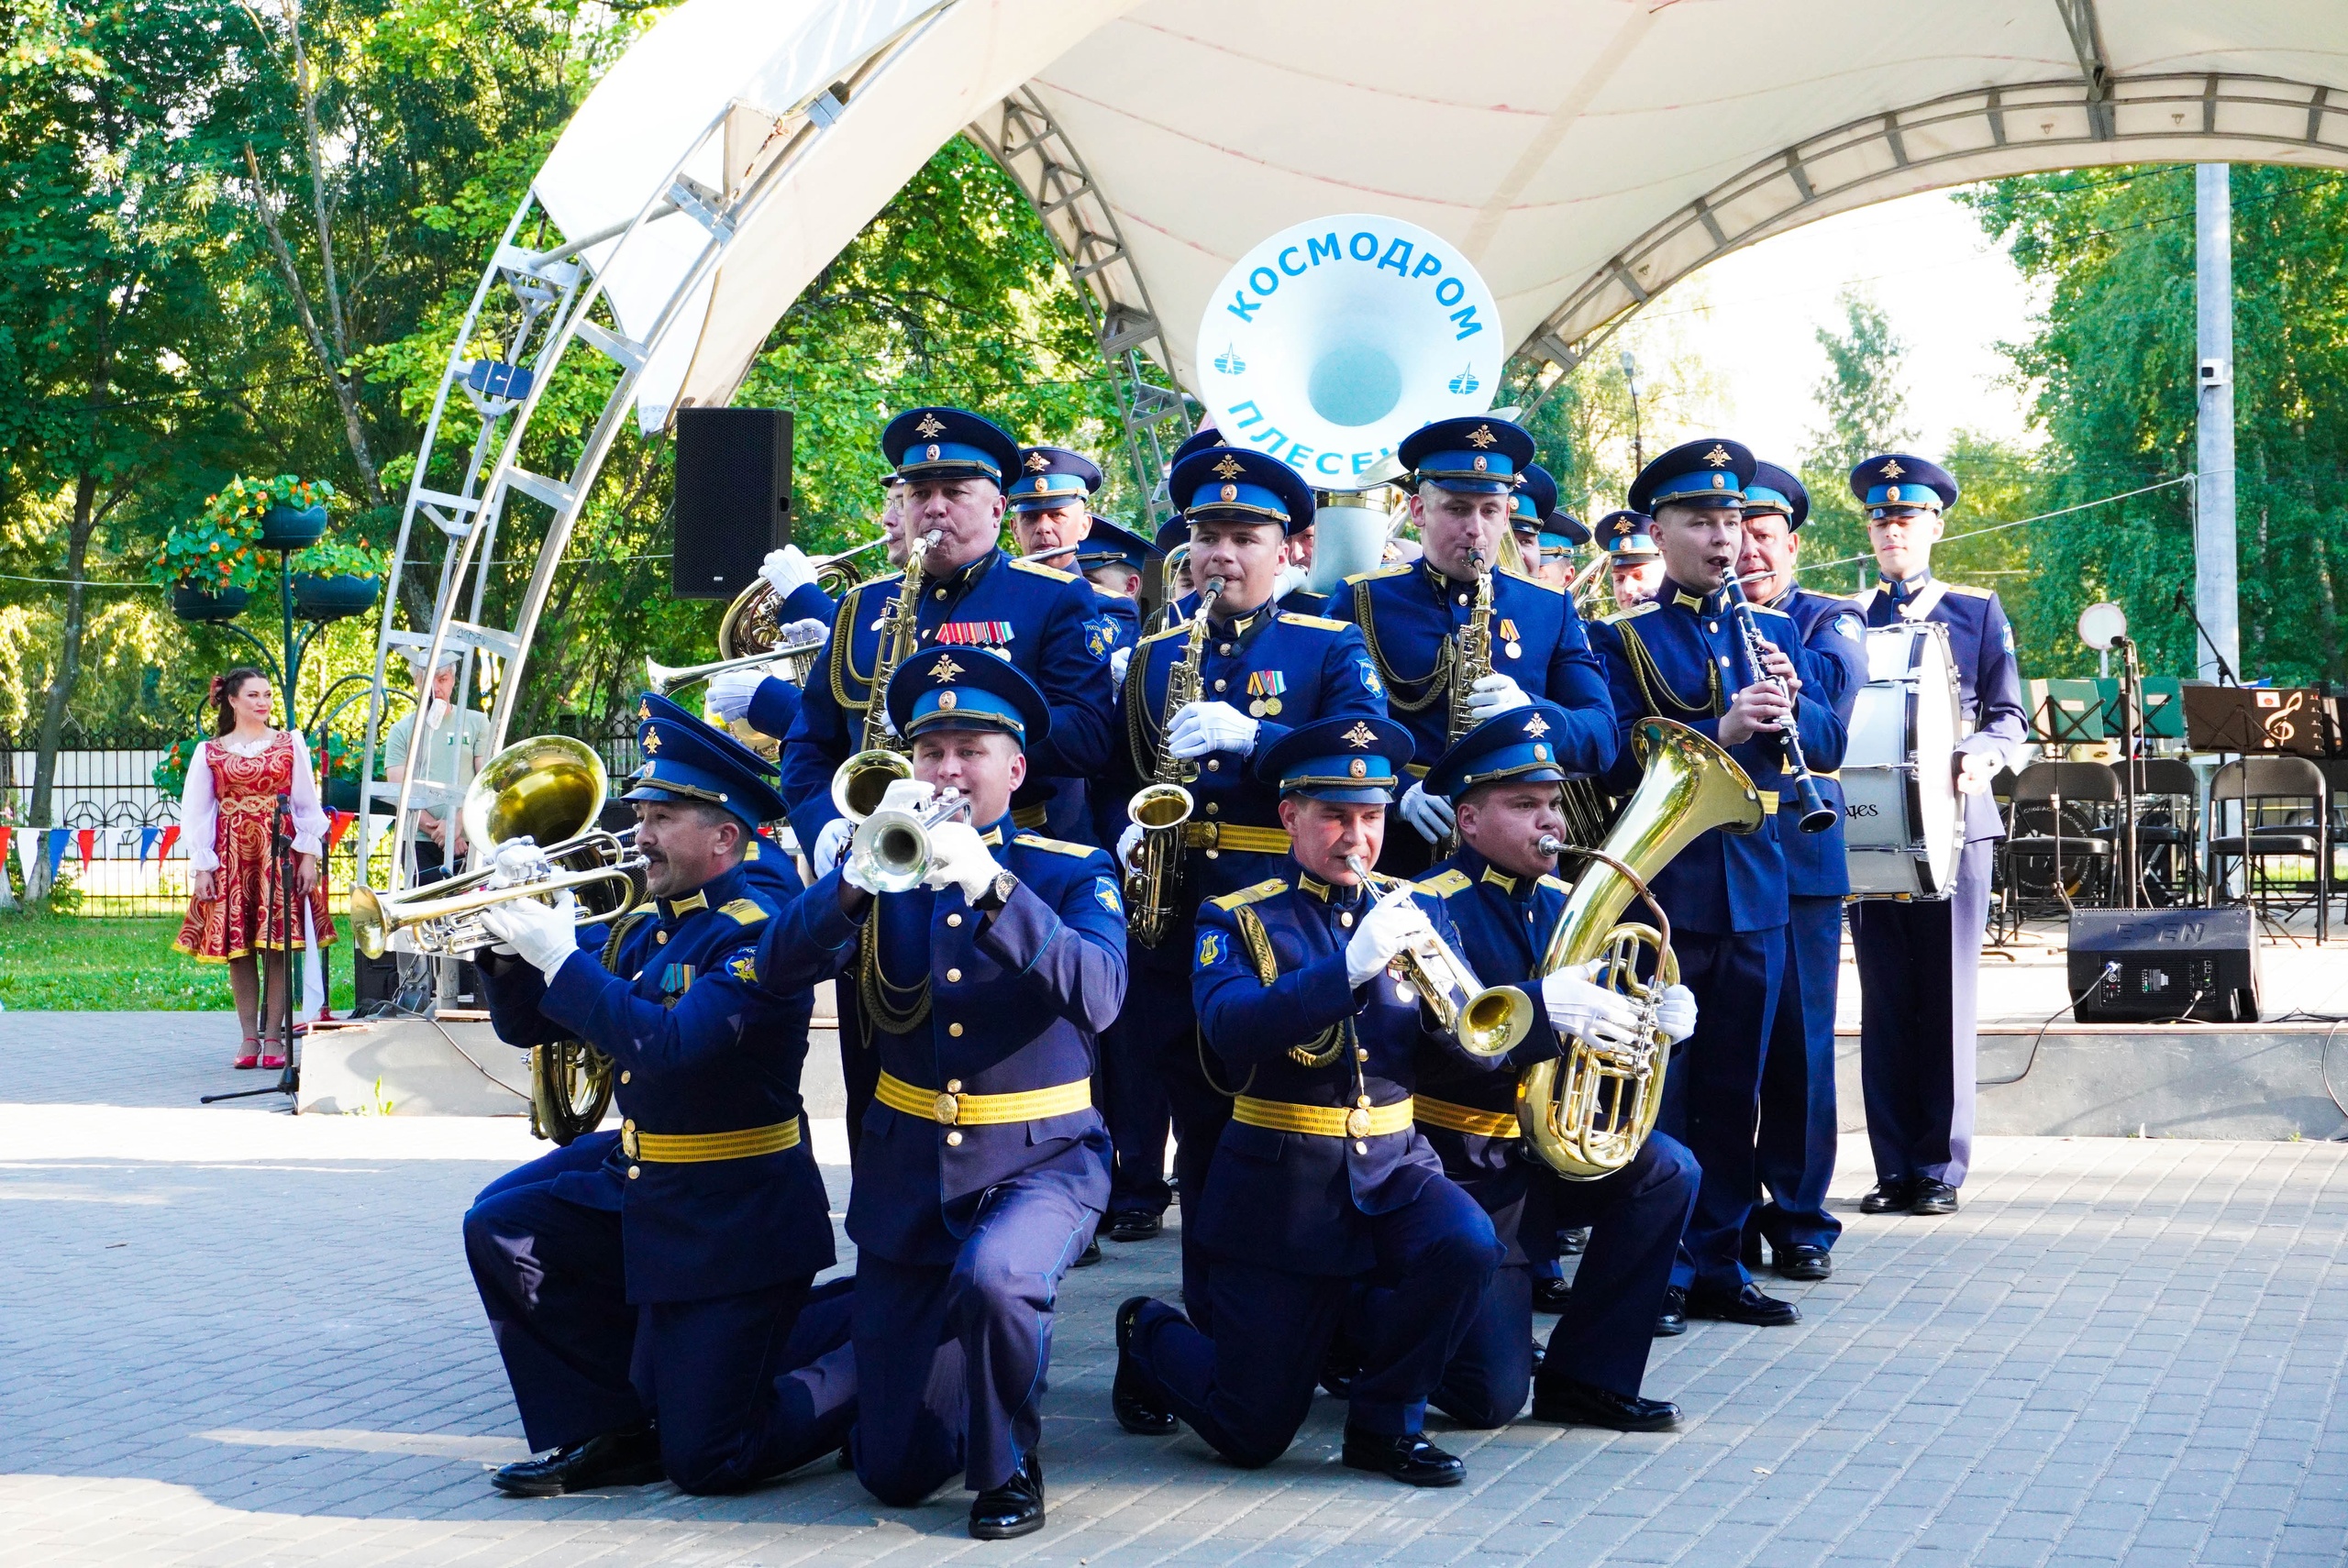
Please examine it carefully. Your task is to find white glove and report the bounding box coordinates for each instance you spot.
[1115,821,1146,872]
[1346,885,1434,988]
[478,889,579,984]
[704,667,764,723]
[1110,646,1133,685]
[1543,962,1643,1048]
[1398,780,1455,843]
[1655,982,1697,1044]
[812,818,853,879]
[490,836,543,885]
[759,546,818,599]
[1166,701,1259,759]
[923,819,1005,904]
[874,778,936,815]
[781,616,830,645]
[1465,671,1532,722]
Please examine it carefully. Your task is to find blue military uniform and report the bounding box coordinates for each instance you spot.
[1844,455,2029,1203]
[755,648,1124,1521]
[1740,467,1868,1267]
[1100,447,1384,1295]
[740,572,846,745]
[1390,708,1699,1426]
[1118,715,1504,1477]
[1330,421,1617,875]
[1586,439,1845,1307]
[463,700,842,1495]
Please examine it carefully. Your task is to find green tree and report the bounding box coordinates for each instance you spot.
[1796,288,1916,592]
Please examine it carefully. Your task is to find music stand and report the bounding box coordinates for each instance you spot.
[2184,686,2265,754]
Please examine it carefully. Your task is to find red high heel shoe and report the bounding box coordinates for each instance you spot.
[258,1052,288,1070]
[234,1037,260,1070]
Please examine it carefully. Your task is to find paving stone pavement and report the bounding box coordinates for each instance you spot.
[4,1013,2347,1567]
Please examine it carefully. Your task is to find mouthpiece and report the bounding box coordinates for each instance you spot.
[1535,834,1566,857]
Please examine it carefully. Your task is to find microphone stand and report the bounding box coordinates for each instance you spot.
[2111,636,2141,910]
[203,791,301,1106]
[2175,587,2239,687]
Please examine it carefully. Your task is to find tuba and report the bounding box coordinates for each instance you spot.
[1490,718,1765,1179]
[713,536,892,680]
[349,734,647,960]
[1125,576,1223,946]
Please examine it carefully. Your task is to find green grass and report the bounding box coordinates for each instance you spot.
[0,913,358,1011]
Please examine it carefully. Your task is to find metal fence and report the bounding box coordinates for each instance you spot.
[3,720,641,918]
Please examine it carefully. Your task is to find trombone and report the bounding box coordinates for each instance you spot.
[349,734,647,958]
[645,635,827,695]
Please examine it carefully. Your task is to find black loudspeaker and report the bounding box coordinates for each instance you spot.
[673,406,792,599]
[2067,906,2262,1023]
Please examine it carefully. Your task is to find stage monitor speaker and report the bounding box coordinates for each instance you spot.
[2067,906,2260,1024]
[673,406,792,600]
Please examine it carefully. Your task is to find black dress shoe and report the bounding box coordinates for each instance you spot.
[1557,1226,1589,1256]
[969,1452,1045,1540]
[1860,1178,1917,1215]
[1532,1274,1574,1314]
[1073,1236,1102,1267]
[1773,1244,1832,1281]
[1107,1211,1162,1243]
[1113,1296,1177,1435]
[1339,1427,1465,1487]
[1531,1375,1680,1432]
[1911,1179,1960,1215]
[1684,1282,1800,1327]
[1655,1286,1688,1337]
[492,1424,662,1496]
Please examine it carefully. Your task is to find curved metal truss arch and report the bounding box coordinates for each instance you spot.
[1519,72,2348,394]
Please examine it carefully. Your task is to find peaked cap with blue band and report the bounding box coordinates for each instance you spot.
[1849,452,1957,517]
[1170,446,1315,536]
[1596,508,1658,558]
[1006,446,1102,513]
[1423,701,1576,801]
[1545,512,1592,549]
[1254,712,1415,805]
[881,406,1021,488]
[1171,425,1230,466]
[1744,460,1811,530]
[1075,516,1160,576]
[1400,415,1535,493]
[624,691,789,828]
[884,645,1052,750]
[1153,515,1191,554]
[1510,463,1560,530]
[1627,436,1755,513]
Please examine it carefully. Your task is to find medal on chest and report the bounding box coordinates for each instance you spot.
[1498,617,1522,662]
[1245,669,1286,718]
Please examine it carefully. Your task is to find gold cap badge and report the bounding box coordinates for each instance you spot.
[1221,483,1239,502]
[936,690,958,710]
[1213,454,1245,480]
[914,413,946,438]
[1703,444,1732,468]
[1466,425,1497,448]
[1523,713,1550,737]
[931,655,963,682]
[1348,757,1368,778]
[1879,457,1906,479]
[1342,722,1377,749]
[1024,451,1050,471]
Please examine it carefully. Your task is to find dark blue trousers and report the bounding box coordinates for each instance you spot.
[1103,971,1174,1221]
[1850,838,1991,1187]
[462,1176,848,1493]
[1119,956,1232,1322]
[1749,893,1845,1253]
[1656,925,1785,1294]
[1126,1175,1498,1464]
[848,1175,1096,1503]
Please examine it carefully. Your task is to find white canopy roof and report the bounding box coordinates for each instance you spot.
[528,0,2348,428]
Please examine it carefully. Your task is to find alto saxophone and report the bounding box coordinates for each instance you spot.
[1447,549,1494,745]
[833,529,938,823]
[1124,577,1224,946]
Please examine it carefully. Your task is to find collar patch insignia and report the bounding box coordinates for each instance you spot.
[914,413,947,438]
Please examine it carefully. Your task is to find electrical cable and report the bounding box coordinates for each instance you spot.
[1977,960,2116,1088]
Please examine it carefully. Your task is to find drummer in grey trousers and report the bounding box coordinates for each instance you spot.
[1843,455,2029,1217]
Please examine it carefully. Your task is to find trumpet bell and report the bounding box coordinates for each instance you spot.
[846,791,969,895]
[1457,984,1536,1057]
[832,748,914,823]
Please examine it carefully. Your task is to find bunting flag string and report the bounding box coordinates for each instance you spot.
[138,826,161,864]
[324,811,356,855]
[73,829,95,874]
[44,828,67,879]
[159,824,182,862]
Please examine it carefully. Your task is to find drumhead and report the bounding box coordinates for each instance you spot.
[1844,622,1966,900]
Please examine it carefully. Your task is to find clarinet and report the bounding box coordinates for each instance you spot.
[1728,599,1837,834]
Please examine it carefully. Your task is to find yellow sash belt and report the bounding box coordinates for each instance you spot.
[1232,1094,1415,1140]
[876,1070,1091,1126]
[620,1118,801,1163]
[1412,1096,1521,1139]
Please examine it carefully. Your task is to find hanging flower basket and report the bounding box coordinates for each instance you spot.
[288,538,383,622]
[260,502,328,549]
[171,582,250,623]
[152,474,337,595]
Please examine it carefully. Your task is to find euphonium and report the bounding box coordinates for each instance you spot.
[1516,717,1765,1179]
[1346,855,1529,1054]
[714,536,891,667]
[828,528,940,822]
[349,734,647,959]
[1125,576,1223,946]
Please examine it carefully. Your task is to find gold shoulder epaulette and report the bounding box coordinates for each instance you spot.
[1013,832,1094,857]
[1092,581,1127,601]
[847,569,893,595]
[1945,583,1994,599]
[719,897,771,926]
[1538,873,1571,895]
[1011,557,1077,582]
[1419,867,1474,897]
[1749,602,1796,623]
[1343,563,1413,586]
[1501,565,1563,594]
[1600,601,1662,624]
[1278,611,1347,631]
[1211,877,1290,911]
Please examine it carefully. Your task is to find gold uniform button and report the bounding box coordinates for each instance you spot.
[656,931,668,944]
[934,588,947,600]
[1205,801,1221,815]
[1708,621,1719,633]
[947,1078,964,1094]
[947,912,963,927]
[946,967,962,983]
[1204,848,1220,860]
[620,1070,631,1085]
[1206,759,1220,771]
[1354,1141,1368,1155]
[1339,911,1354,927]
[1214,679,1227,692]
[1357,1094,1372,1109]
[1457,593,1469,606]
[1357,1047,1370,1062]
[1218,643,1232,656]
[627,1165,641,1179]
[949,1022,964,1037]
[946,1131,963,1147]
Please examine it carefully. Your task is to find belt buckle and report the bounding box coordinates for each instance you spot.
[620,1124,639,1158]
[934,1091,961,1126]
[1345,1106,1371,1140]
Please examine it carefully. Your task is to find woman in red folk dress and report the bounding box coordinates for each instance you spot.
[174,668,335,1068]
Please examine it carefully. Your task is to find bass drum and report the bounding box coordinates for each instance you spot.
[1842,622,1966,900]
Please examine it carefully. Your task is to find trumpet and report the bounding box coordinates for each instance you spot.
[1344,855,1532,1055]
[349,734,646,958]
[843,780,972,895]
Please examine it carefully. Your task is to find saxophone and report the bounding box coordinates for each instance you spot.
[1124,576,1224,946]
[831,528,938,823]
[1446,549,1494,745]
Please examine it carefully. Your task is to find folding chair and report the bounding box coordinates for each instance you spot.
[2207,756,2331,942]
[2001,760,2121,918]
